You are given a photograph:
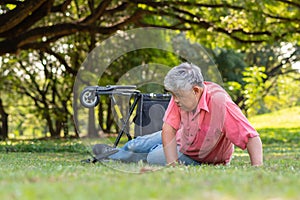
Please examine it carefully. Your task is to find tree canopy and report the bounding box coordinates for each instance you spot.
[0,0,300,55]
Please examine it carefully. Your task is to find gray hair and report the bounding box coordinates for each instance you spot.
[164,62,204,92]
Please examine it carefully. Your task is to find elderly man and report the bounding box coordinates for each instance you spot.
[93,63,263,166]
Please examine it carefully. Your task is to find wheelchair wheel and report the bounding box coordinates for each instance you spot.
[80,88,99,108]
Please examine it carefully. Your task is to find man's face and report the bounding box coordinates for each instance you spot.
[171,87,202,112]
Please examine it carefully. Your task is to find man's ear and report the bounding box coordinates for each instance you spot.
[192,85,203,95]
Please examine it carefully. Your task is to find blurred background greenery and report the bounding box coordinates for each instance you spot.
[0,0,299,140]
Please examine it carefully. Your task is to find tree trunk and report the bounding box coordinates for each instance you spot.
[88,107,98,137]
[72,83,80,137]
[98,101,103,132]
[62,100,69,137]
[70,113,79,138]
[0,98,8,140]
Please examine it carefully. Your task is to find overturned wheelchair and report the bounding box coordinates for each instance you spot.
[79,85,171,163]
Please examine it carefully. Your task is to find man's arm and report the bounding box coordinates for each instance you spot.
[247,136,263,166]
[162,122,178,166]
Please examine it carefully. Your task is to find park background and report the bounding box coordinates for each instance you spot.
[0,1,299,199]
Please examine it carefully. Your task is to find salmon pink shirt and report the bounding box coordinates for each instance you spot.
[163,82,259,165]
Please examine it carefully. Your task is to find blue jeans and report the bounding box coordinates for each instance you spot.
[109,131,200,166]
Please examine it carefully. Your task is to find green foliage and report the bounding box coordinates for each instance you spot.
[268,73,300,108]
[1,1,300,139]
[241,67,300,116]
[243,66,268,115]
[214,48,247,83]
[224,81,243,104]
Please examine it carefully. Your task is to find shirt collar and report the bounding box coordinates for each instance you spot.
[196,84,209,113]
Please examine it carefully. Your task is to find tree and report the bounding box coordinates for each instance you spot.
[1,51,75,138]
[1,0,300,139]
[0,0,299,56]
[242,43,300,115]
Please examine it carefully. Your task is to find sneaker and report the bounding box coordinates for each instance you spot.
[92,144,119,161]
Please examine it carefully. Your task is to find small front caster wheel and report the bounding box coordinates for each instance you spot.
[80,88,99,108]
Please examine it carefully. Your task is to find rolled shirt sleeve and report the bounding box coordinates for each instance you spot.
[163,97,181,130]
[223,101,259,150]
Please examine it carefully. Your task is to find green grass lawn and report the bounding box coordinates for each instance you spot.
[0,107,299,200]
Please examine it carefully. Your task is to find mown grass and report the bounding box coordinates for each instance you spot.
[0,107,299,200]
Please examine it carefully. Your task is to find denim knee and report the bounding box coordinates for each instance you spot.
[124,137,148,153]
[124,131,162,153]
[146,145,166,166]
